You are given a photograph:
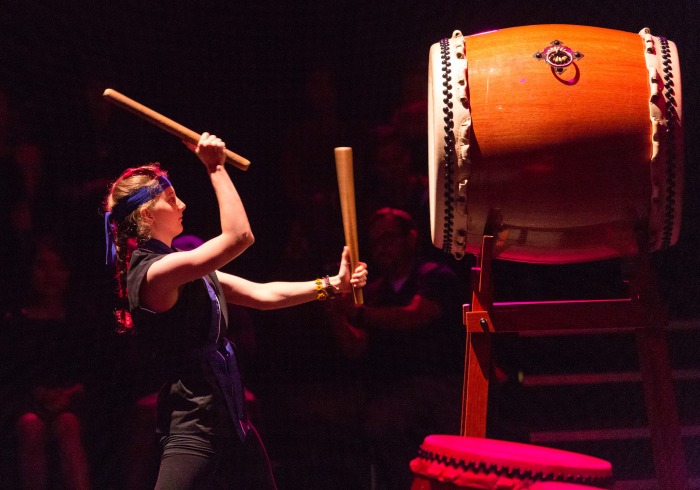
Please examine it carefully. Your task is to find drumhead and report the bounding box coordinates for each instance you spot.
[418,435,611,477]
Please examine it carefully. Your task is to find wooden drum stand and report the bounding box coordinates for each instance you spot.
[461,222,689,489]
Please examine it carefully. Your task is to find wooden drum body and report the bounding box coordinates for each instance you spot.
[428,25,683,263]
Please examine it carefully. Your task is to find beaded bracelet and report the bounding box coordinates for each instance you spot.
[315,277,329,301]
[322,275,341,298]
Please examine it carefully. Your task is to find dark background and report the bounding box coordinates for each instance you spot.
[1,0,698,278]
[2,0,699,298]
[1,1,699,488]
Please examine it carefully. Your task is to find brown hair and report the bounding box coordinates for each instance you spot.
[104,163,168,333]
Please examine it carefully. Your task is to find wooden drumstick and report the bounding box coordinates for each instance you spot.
[102,88,251,171]
[334,147,364,305]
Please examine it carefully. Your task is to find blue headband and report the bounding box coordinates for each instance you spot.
[104,175,172,266]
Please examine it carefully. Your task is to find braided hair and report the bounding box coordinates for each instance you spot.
[104,164,168,333]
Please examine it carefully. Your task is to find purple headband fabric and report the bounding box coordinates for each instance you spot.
[104,175,172,266]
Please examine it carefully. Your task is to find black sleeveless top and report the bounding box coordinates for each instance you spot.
[127,238,249,440]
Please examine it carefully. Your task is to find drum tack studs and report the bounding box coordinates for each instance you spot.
[656,35,677,249]
[440,36,457,255]
[642,28,656,54]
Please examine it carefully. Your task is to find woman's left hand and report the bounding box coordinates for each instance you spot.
[335,246,368,293]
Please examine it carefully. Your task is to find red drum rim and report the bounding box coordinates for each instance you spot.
[530,483,609,490]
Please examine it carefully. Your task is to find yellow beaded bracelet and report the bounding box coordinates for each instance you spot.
[315,278,328,301]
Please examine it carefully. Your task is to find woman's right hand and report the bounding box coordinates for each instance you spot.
[185,132,226,172]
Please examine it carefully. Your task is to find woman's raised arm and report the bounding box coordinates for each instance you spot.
[141,133,254,312]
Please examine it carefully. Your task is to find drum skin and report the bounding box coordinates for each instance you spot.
[428,24,683,263]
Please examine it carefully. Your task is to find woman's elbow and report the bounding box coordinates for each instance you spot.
[241,229,255,248]
[221,228,255,256]
[236,229,255,254]
[232,225,254,248]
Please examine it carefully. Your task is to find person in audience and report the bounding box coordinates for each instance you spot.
[331,207,465,490]
[3,236,94,490]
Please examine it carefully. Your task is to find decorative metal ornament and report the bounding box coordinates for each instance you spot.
[534,40,584,74]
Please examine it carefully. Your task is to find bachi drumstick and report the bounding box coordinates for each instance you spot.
[103,88,251,171]
[334,146,364,305]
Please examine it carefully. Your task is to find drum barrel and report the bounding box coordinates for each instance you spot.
[428,25,683,263]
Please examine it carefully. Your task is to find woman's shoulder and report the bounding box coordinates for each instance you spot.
[128,248,163,276]
[129,239,176,271]
[126,248,170,307]
[130,246,158,262]
[129,241,172,271]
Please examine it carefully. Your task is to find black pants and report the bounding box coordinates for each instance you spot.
[154,426,277,490]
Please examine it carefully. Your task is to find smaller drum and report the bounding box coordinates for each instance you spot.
[410,435,612,489]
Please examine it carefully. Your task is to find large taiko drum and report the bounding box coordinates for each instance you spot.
[428,25,683,263]
[410,435,612,489]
